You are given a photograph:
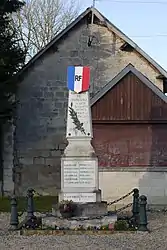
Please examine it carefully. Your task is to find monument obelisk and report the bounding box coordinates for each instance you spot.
[59,66,101,203]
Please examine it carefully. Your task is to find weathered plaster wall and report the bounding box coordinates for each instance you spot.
[7,18,163,195]
[99,169,167,208]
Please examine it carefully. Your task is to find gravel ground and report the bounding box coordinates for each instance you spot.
[0,212,167,250]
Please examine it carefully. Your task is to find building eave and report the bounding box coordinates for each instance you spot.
[91,64,167,106]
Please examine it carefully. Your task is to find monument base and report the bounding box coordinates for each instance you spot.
[59,189,101,203]
[45,210,117,230]
[75,201,107,217]
[52,200,107,218]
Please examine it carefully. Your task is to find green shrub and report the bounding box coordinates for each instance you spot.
[114,220,128,231]
[0,196,58,212]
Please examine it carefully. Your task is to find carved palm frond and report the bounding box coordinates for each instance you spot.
[69,103,86,135]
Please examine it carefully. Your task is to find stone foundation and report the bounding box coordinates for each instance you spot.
[42,214,117,230]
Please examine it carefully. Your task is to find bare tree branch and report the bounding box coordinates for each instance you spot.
[12,0,82,62]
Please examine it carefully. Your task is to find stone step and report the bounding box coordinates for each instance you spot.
[42,214,117,230]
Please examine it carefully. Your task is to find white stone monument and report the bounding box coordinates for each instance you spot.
[59,66,101,203]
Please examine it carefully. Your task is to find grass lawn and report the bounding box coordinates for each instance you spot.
[0,196,58,212]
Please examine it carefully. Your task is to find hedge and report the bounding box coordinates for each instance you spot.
[0,196,58,212]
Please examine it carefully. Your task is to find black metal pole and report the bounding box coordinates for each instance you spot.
[10,195,19,230]
[26,188,35,220]
[132,188,139,225]
[138,195,148,231]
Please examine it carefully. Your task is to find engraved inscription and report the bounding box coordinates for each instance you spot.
[67,91,92,137]
[64,193,96,203]
[63,160,96,188]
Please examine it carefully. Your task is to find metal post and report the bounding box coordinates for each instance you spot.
[132,188,139,225]
[138,195,148,231]
[26,188,35,220]
[10,195,19,230]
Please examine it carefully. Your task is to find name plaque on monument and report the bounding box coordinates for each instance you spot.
[63,160,96,188]
[66,91,92,137]
[64,193,96,203]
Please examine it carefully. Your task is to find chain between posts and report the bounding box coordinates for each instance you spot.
[28,189,134,207]
[33,190,134,215]
[16,189,134,220]
[116,203,133,213]
[38,202,133,221]
[107,190,134,206]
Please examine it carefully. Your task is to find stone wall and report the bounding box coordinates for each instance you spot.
[9,18,163,195]
[2,121,14,195]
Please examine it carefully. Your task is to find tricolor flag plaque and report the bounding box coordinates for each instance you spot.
[67,66,90,93]
[66,65,92,138]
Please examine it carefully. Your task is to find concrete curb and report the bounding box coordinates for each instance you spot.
[19,229,137,236]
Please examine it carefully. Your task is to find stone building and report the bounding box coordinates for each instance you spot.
[2,7,167,206]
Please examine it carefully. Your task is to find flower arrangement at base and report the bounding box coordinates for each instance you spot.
[59,200,77,218]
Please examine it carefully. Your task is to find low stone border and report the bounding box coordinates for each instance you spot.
[19,229,137,236]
